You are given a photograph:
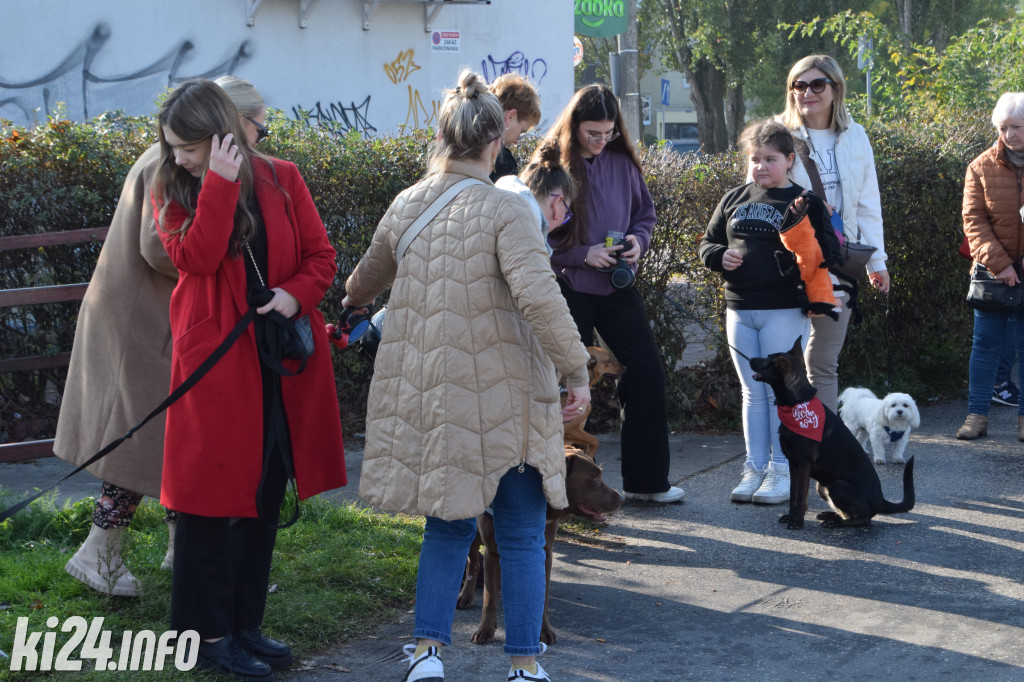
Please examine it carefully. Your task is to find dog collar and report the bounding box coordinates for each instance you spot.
[883,426,905,442]
[777,397,826,442]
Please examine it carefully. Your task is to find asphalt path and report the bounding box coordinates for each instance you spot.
[4,398,1024,681]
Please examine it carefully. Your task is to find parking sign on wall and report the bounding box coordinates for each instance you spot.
[431,30,460,53]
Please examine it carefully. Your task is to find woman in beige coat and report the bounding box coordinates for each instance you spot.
[53,77,268,597]
[343,70,590,682]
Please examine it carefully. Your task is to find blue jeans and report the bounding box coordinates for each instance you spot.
[413,465,548,656]
[968,308,1024,415]
[995,311,1017,385]
[727,308,811,472]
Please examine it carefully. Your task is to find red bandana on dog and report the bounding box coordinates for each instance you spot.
[778,398,826,442]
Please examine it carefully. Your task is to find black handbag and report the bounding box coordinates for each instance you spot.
[966,262,1024,312]
[282,314,314,359]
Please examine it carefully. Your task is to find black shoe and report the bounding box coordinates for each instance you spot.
[197,635,274,681]
[992,381,1020,407]
[235,628,294,669]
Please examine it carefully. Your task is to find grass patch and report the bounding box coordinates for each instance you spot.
[0,491,423,680]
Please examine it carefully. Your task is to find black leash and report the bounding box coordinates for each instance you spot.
[0,307,258,523]
[646,283,752,361]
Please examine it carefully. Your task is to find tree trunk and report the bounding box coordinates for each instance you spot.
[687,58,728,154]
[725,82,745,149]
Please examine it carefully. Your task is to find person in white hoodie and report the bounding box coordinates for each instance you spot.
[494,139,574,251]
[779,54,889,411]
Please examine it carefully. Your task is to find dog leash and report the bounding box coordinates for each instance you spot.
[645,282,753,362]
[0,307,258,523]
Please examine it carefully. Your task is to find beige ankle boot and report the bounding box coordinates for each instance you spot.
[956,414,988,440]
[160,520,176,571]
[65,524,140,597]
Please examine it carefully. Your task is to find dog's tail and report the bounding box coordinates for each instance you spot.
[878,456,915,514]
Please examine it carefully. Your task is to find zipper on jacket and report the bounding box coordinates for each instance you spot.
[518,393,529,473]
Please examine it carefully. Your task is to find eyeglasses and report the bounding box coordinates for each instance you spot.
[559,198,573,226]
[584,129,620,144]
[790,78,835,95]
[245,116,270,143]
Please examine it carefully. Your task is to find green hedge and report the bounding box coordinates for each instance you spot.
[0,110,993,439]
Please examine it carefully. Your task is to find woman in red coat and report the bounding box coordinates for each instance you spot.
[153,79,346,680]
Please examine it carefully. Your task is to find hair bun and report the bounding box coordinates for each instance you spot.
[535,140,561,168]
[456,70,488,99]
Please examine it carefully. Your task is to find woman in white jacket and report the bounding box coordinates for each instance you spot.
[780,54,889,411]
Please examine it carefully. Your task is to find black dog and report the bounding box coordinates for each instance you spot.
[749,337,914,529]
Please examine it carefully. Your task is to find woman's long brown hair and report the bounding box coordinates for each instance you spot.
[155,79,260,254]
[545,84,642,249]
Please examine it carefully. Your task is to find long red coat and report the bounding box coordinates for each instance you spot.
[155,157,346,517]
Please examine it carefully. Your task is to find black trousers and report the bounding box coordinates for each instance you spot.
[558,280,671,493]
[169,423,288,638]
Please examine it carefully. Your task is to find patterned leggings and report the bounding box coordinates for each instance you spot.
[93,481,178,529]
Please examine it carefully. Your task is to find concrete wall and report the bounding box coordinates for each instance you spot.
[0,0,571,134]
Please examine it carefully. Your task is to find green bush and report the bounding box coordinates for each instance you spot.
[0,109,992,440]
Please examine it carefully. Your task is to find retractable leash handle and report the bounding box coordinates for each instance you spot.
[326,306,373,350]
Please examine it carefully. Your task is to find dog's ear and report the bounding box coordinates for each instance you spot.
[586,354,598,370]
[910,401,921,428]
[790,336,802,354]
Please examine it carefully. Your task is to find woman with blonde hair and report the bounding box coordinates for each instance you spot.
[154,79,346,680]
[779,54,888,412]
[343,69,590,682]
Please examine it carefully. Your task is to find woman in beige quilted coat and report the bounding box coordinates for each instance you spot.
[343,69,590,682]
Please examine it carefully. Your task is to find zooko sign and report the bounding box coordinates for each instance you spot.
[574,0,628,38]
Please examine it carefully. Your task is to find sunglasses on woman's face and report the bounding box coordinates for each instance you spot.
[559,198,573,226]
[245,116,270,143]
[790,78,834,95]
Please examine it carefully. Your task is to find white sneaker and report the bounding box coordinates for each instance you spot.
[623,486,685,503]
[508,661,550,681]
[402,644,443,681]
[730,463,765,503]
[751,466,790,505]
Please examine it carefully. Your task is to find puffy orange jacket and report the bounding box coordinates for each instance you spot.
[963,140,1024,276]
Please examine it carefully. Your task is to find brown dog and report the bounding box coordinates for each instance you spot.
[561,346,625,457]
[456,447,623,644]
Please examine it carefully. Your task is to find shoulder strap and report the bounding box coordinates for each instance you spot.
[395,178,485,266]
[793,137,827,200]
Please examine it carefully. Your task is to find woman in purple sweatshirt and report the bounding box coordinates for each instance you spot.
[545,84,683,504]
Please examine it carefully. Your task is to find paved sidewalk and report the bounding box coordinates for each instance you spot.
[287,398,1024,681]
[4,398,1024,681]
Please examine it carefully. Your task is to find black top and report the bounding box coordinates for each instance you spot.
[490,145,518,182]
[699,182,829,311]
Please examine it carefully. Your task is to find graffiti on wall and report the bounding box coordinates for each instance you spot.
[384,49,421,85]
[383,49,440,132]
[480,51,548,84]
[291,96,377,136]
[0,24,251,125]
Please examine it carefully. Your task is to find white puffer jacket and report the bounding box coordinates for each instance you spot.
[345,161,590,521]
[788,120,887,274]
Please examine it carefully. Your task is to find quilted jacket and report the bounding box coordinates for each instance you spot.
[345,160,590,521]
[963,139,1024,276]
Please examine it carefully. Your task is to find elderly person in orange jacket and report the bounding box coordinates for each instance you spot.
[958,92,1024,441]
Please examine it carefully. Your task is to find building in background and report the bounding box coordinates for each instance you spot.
[639,56,699,153]
[0,0,571,135]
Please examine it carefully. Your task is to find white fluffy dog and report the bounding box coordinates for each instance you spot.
[838,387,921,465]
